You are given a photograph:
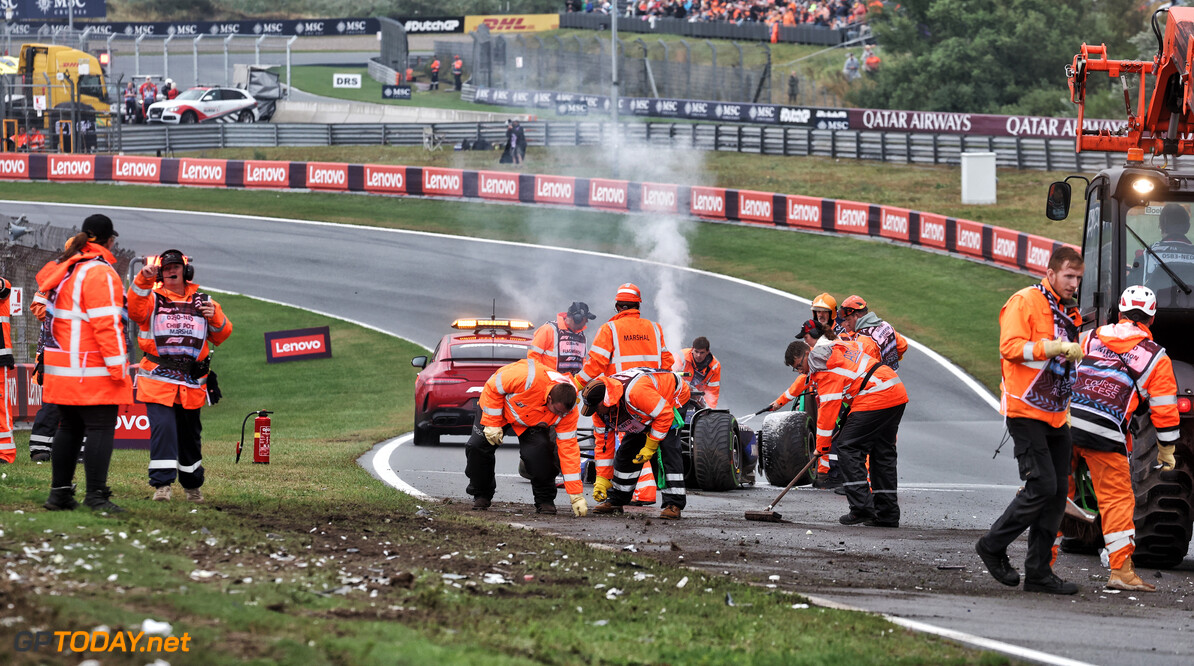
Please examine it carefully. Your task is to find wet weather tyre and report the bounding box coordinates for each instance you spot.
[1130,421,1194,569]
[759,411,812,487]
[412,426,438,446]
[690,411,739,491]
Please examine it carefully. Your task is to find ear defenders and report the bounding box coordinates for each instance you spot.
[157,249,194,282]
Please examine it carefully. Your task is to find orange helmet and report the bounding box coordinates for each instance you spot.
[811,292,837,313]
[841,295,867,314]
[615,282,642,304]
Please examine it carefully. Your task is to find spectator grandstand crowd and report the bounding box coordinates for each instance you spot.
[565,1,878,29]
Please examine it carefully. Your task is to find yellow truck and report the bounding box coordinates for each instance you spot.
[15,43,110,118]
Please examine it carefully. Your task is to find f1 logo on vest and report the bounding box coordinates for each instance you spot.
[264,326,333,363]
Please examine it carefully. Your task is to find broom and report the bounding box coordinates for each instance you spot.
[744,453,822,522]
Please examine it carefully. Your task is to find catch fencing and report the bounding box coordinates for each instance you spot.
[63,120,1141,174]
[465,28,773,103]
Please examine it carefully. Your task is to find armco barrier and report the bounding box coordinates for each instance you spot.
[0,153,1074,277]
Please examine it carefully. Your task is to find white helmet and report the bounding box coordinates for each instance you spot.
[1119,285,1157,317]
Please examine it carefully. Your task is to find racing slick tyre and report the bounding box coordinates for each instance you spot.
[689,410,740,491]
[412,425,439,446]
[238,110,254,123]
[758,411,812,487]
[1130,420,1194,569]
[180,111,198,124]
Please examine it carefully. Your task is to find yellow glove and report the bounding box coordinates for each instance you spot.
[1158,444,1177,471]
[1041,339,1083,363]
[633,437,661,465]
[569,493,588,517]
[483,426,504,446]
[572,375,586,391]
[592,476,611,502]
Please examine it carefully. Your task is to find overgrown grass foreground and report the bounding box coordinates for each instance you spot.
[0,295,1004,665]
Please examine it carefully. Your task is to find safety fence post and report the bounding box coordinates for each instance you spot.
[932,134,939,164]
[987,136,994,153]
[274,123,280,147]
[782,126,789,157]
[713,124,719,150]
[737,125,743,152]
[575,122,581,146]
[905,133,911,163]
[645,123,651,143]
[830,129,836,158]
[669,123,676,140]
[545,122,551,147]
[1104,151,1112,168]
[1044,139,1053,172]
[382,124,388,147]
[879,132,886,162]
[220,124,226,149]
[805,128,812,156]
[1015,136,1024,169]
[854,130,861,160]
[326,123,332,146]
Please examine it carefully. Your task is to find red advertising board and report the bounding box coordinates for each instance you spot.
[0,154,29,180]
[533,174,576,205]
[640,182,679,214]
[177,158,227,187]
[47,154,96,182]
[990,226,1021,269]
[785,195,822,229]
[878,205,911,242]
[588,178,629,211]
[737,189,773,224]
[476,170,519,201]
[954,219,985,259]
[112,155,162,184]
[1025,234,1058,275]
[114,402,151,449]
[264,326,333,363]
[422,167,463,196]
[834,200,869,235]
[306,161,349,191]
[362,164,407,194]
[243,160,290,188]
[689,186,726,219]
[919,212,948,250]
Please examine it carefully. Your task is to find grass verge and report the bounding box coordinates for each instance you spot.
[0,179,1031,390]
[0,295,1005,665]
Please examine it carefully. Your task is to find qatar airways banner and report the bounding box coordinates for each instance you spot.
[472,86,1125,139]
[4,154,1073,276]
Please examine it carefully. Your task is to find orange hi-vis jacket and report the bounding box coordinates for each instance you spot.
[999,279,1082,427]
[1070,321,1180,454]
[479,359,582,495]
[773,373,808,409]
[809,340,907,455]
[577,309,673,386]
[35,244,133,406]
[674,347,721,408]
[529,312,587,375]
[127,274,231,410]
[0,278,12,360]
[591,368,691,481]
[431,59,440,72]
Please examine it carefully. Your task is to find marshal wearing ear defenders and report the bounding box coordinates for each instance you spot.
[155,249,194,282]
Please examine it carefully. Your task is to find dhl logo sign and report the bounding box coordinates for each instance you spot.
[465,14,560,33]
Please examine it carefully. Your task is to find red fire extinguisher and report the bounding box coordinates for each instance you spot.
[236,410,273,464]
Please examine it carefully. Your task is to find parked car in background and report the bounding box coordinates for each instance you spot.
[147,86,259,124]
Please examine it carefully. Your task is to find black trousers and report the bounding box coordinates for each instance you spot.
[607,429,686,510]
[29,402,60,459]
[50,404,117,493]
[147,402,205,490]
[981,417,1071,580]
[837,404,904,521]
[465,413,558,506]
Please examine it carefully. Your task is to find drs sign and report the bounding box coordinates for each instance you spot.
[333,73,362,89]
[265,326,333,363]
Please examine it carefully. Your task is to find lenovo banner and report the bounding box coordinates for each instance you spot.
[265,326,333,364]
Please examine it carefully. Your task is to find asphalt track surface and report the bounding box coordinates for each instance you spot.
[8,200,1193,666]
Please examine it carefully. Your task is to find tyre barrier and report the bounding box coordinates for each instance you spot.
[0,152,1075,277]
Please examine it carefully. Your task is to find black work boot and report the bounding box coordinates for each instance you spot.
[471,496,492,511]
[84,486,126,514]
[975,538,1020,587]
[44,485,78,511]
